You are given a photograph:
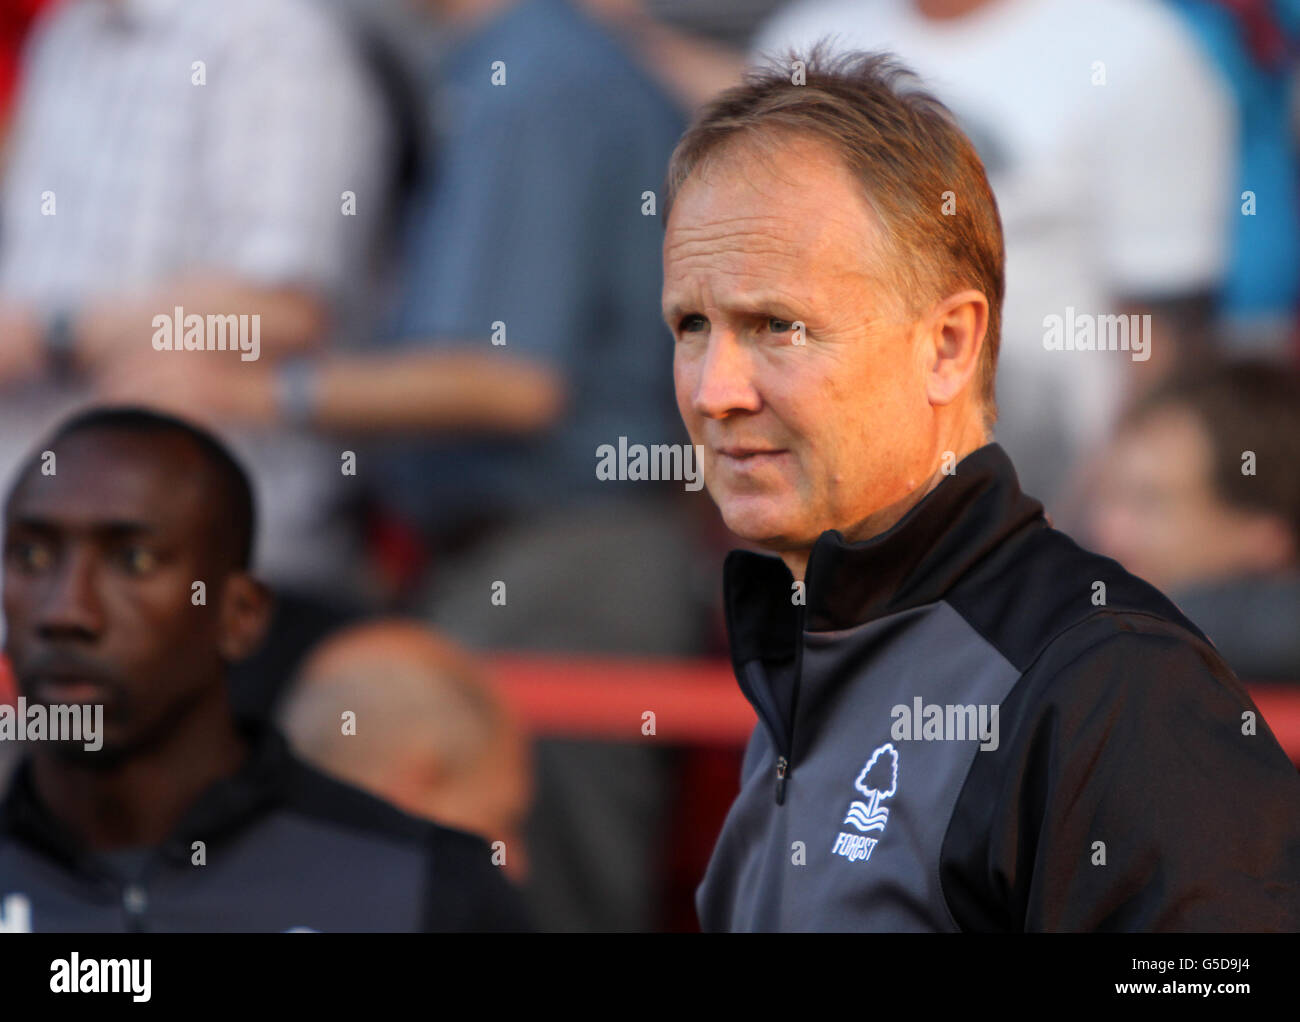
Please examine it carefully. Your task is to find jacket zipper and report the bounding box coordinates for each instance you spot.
[736,581,807,809]
[776,570,809,808]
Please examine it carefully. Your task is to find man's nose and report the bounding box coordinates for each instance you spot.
[692,329,762,419]
[36,549,104,640]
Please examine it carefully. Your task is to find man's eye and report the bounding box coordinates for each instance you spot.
[119,547,159,574]
[8,541,53,572]
[678,314,707,333]
[768,318,793,333]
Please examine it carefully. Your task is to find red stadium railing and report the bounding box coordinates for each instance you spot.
[487,655,1300,766]
[0,653,1297,762]
[488,654,753,744]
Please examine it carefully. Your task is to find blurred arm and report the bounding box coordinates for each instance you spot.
[305,348,567,434]
[75,276,328,362]
[95,346,567,436]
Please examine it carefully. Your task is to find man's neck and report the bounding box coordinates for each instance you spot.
[781,426,989,582]
[30,696,248,852]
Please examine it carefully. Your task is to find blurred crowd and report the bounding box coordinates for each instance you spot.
[0,0,1297,932]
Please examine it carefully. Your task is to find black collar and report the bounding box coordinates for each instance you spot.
[723,443,1046,664]
[0,715,292,876]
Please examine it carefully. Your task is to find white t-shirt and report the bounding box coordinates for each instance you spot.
[752,0,1235,508]
[0,0,392,593]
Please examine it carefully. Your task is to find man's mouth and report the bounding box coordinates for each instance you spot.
[32,679,108,704]
[716,446,788,465]
[25,670,116,706]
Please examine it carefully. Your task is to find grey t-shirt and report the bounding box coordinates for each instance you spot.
[377,0,689,534]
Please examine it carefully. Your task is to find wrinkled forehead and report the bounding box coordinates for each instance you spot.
[663,133,887,306]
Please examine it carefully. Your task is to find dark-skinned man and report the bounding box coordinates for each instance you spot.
[0,407,529,932]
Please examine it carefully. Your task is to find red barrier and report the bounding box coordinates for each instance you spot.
[489,655,1300,764]
[1247,685,1300,762]
[1,652,1297,763]
[488,654,754,745]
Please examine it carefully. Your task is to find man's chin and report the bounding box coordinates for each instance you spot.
[719,501,816,553]
[42,734,130,768]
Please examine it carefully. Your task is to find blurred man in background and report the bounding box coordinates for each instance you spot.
[0,0,399,711]
[120,0,709,931]
[753,0,1237,517]
[1087,362,1300,683]
[279,619,533,880]
[0,407,528,931]
[370,0,703,934]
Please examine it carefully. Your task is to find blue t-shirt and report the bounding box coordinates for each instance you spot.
[378,0,689,533]
[1167,0,1300,324]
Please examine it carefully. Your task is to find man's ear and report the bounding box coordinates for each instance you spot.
[217,572,273,663]
[924,288,988,407]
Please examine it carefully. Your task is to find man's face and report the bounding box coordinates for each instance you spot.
[3,431,236,760]
[1088,405,1276,592]
[664,135,938,554]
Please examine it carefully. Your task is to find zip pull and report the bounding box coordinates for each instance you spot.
[775,755,789,806]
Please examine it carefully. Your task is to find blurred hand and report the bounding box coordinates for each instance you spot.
[94,352,277,430]
[0,303,46,386]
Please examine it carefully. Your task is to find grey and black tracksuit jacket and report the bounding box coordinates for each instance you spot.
[698,443,1300,932]
[0,717,530,932]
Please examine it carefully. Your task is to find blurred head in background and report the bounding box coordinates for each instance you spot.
[1088,361,1300,593]
[3,407,269,765]
[1087,362,1300,681]
[279,620,532,878]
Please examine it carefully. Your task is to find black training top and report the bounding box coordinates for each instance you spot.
[698,442,1300,931]
[0,716,530,932]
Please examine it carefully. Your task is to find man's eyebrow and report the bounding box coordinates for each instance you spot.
[6,516,162,538]
[663,305,687,326]
[663,294,806,323]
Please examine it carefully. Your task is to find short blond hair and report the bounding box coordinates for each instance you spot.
[665,48,1006,426]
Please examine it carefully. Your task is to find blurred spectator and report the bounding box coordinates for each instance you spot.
[379,0,703,935]
[0,0,398,698]
[753,0,1237,516]
[1168,0,1300,355]
[278,619,532,880]
[116,0,709,931]
[0,407,528,931]
[1086,362,1300,682]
